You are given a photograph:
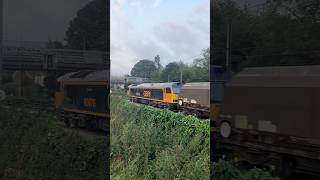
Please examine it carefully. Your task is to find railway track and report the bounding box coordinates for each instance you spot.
[127,99,210,120]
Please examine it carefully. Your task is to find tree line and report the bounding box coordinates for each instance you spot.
[46,0,107,51]
[212,0,320,72]
[129,48,209,83]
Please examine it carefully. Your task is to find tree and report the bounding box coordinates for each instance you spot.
[131,60,157,78]
[190,48,210,81]
[274,0,320,22]
[194,48,210,69]
[65,0,107,51]
[212,0,262,71]
[213,0,320,72]
[154,55,162,70]
[160,62,181,82]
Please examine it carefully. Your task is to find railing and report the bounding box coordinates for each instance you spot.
[1,44,109,71]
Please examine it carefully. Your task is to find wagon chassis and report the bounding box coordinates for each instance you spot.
[179,102,209,119]
[216,129,320,176]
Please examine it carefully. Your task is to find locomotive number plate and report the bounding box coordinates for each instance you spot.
[84,98,97,107]
[144,90,151,97]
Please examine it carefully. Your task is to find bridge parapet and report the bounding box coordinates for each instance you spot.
[2,45,109,71]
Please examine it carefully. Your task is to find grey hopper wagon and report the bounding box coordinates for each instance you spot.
[217,65,320,176]
[178,82,210,118]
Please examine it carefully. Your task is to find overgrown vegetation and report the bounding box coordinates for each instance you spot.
[212,160,279,180]
[65,0,107,51]
[0,96,108,179]
[110,96,210,179]
[212,0,320,72]
[111,94,279,179]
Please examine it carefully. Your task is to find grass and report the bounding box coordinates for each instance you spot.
[110,96,210,179]
[211,160,280,180]
[0,96,108,180]
[0,85,279,179]
[110,91,279,180]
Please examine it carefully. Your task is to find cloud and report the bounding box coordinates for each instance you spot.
[111,0,209,76]
[192,1,210,17]
[153,22,198,57]
[152,0,163,8]
[111,0,127,15]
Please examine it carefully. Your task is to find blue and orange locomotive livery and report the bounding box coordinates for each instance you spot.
[127,82,182,110]
[55,70,109,131]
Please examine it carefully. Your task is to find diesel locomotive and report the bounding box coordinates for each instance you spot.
[55,70,109,131]
[127,82,181,110]
[214,66,320,177]
[127,66,228,119]
[127,81,214,119]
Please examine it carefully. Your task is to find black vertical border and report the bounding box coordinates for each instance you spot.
[210,0,217,176]
[106,0,110,179]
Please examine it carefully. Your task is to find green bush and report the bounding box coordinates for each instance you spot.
[111,95,278,179]
[110,96,210,179]
[0,98,108,179]
[211,160,279,180]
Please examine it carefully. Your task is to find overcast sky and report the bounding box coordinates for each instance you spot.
[111,0,210,76]
[3,0,91,43]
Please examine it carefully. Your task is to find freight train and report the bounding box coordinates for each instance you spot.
[213,65,320,177]
[127,65,229,119]
[127,82,211,118]
[55,70,109,131]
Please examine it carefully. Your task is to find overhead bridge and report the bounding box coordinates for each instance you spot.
[2,46,109,72]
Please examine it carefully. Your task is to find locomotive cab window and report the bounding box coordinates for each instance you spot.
[166,88,171,93]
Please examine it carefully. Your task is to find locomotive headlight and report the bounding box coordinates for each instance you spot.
[220,121,231,138]
[178,99,183,106]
